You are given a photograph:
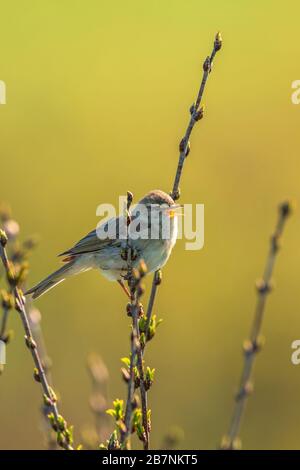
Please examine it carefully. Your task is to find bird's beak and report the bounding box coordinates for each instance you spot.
[168,204,183,218]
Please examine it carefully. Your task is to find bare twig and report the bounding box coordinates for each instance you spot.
[0,229,73,450]
[171,31,222,201]
[221,201,292,450]
[28,306,58,449]
[145,32,222,349]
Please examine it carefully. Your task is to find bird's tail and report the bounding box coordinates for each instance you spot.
[25,258,84,299]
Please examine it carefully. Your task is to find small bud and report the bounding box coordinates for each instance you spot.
[108,430,120,450]
[179,138,186,153]
[65,425,74,446]
[203,56,211,72]
[236,381,253,401]
[243,336,265,355]
[126,302,132,317]
[138,304,144,317]
[47,412,57,429]
[194,106,204,121]
[33,368,41,382]
[220,435,241,450]
[214,31,222,51]
[155,270,162,286]
[57,414,67,432]
[185,141,190,157]
[140,332,146,349]
[147,409,152,433]
[171,188,181,201]
[6,265,16,288]
[25,335,37,350]
[0,229,8,247]
[189,103,196,115]
[0,290,14,310]
[138,259,147,277]
[49,386,58,403]
[145,367,155,391]
[44,394,53,407]
[279,200,294,218]
[255,278,272,294]
[15,297,23,313]
[243,339,254,355]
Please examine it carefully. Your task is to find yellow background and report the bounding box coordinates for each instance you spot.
[1,0,300,449]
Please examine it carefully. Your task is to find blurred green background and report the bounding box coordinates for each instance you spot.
[1,0,300,450]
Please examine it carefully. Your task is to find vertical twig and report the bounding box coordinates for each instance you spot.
[120,192,149,449]
[0,204,20,362]
[0,229,73,450]
[122,296,140,448]
[221,201,292,450]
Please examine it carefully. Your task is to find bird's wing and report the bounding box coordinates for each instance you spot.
[59,216,123,257]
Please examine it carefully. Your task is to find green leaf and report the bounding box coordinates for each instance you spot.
[106,409,116,418]
[120,357,130,368]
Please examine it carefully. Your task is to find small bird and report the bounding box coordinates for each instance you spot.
[25,190,179,299]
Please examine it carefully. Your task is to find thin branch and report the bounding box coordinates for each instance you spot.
[0,206,59,447]
[143,30,222,376]
[144,269,162,338]
[120,192,149,449]
[0,206,20,363]
[171,31,222,201]
[221,201,292,450]
[122,298,140,448]
[28,306,58,449]
[0,229,73,450]
[135,312,149,450]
